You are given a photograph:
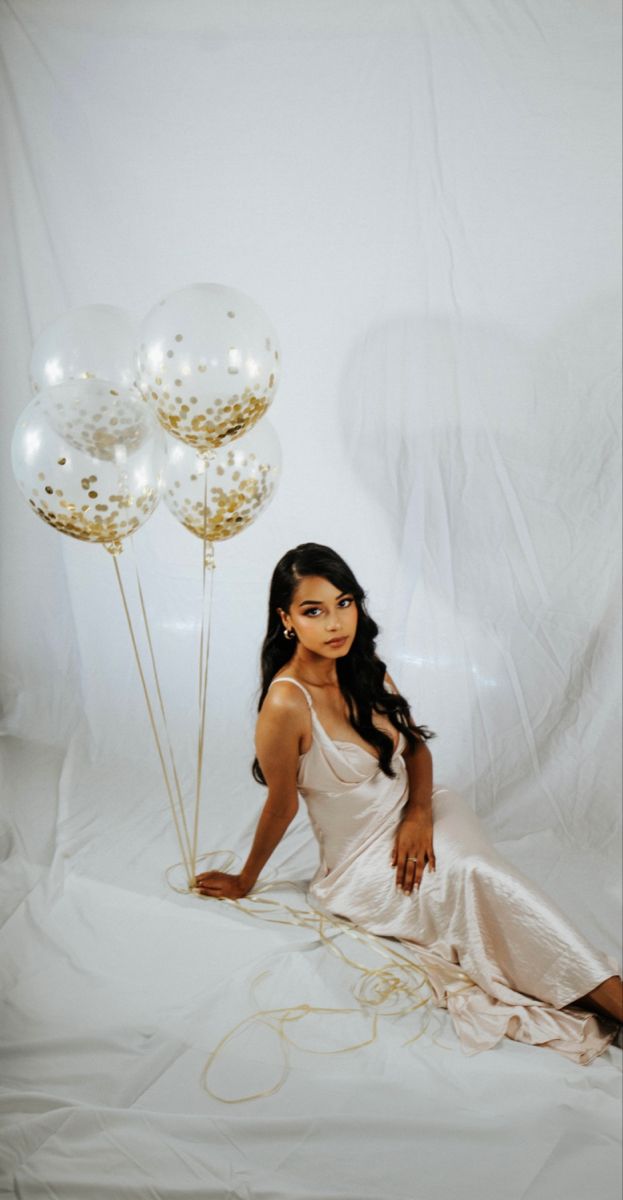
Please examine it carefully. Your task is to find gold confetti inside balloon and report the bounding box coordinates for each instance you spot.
[163,417,282,543]
[137,282,281,453]
[11,380,165,553]
[29,304,140,394]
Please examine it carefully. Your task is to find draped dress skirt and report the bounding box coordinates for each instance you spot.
[269,677,620,1065]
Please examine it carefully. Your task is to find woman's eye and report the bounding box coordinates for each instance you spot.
[303,598,353,618]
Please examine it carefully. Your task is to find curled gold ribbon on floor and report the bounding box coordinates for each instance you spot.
[166,851,478,1103]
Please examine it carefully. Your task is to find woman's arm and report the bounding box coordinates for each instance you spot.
[401,741,433,819]
[384,670,433,819]
[238,687,304,891]
[383,670,436,892]
[193,685,305,899]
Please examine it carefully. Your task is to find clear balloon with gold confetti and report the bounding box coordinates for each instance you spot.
[162,415,282,552]
[29,304,140,394]
[11,378,164,554]
[137,282,281,453]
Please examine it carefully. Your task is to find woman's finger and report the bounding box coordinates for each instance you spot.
[405,858,419,892]
[403,850,433,892]
[397,856,414,891]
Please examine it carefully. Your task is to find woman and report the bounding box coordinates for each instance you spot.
[194,543,622,1061]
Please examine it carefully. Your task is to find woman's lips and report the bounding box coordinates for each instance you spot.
[326,637,347,646]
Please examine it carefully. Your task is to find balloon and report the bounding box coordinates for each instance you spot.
[163,417,281,543]
[137,282,281,453]
[29,304,140,395]
[11,379,164,552]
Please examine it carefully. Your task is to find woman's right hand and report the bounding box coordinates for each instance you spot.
[192,870,252,900]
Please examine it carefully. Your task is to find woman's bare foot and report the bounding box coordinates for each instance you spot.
[573,974,623,1023]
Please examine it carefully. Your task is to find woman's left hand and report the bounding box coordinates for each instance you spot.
[391,811,436,893]
[191,870,249,900]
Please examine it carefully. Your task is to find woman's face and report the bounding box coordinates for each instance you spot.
[278,575,358,658]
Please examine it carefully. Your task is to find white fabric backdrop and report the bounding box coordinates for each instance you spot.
[0,2,621,1198]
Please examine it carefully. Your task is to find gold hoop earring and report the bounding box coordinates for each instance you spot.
[283,627,296,640]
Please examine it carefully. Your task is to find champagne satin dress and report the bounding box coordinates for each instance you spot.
[268,677,620,1065]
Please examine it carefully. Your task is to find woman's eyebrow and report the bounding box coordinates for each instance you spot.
[298,592,351,607]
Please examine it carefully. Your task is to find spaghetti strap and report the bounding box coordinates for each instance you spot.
[268,676,314,709]
[271,674,395,710]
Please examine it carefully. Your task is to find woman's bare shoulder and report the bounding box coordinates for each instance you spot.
[258,678,310,727]
[263,675,306,704]
[256,677,311,759]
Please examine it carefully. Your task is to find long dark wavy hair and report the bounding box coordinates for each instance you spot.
[252,542,435,784]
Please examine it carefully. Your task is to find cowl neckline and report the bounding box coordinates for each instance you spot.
[307,705,406,763]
